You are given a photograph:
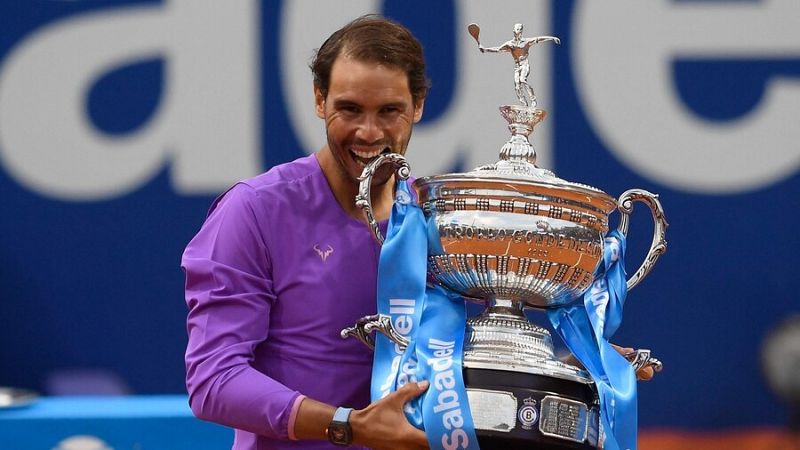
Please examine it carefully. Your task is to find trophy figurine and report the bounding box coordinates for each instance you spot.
[469,22,560,108]
[343,23,668,449]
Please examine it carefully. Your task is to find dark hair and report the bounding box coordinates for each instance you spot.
[311,15,429,106]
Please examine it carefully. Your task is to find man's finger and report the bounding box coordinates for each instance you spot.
[636,366,655,381]
[611,344,634,355]
[392,380,429,404]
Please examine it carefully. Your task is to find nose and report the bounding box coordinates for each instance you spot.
[355,114,384,144]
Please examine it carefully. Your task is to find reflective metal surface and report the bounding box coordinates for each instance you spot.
[466,389,518,433]
[472,22,560,107]
[462,300,593,384]
[539,395,590,443]
[355,153,410,245]
[359,145,668,310]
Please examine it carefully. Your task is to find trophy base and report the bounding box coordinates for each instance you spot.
[465,368,601,450]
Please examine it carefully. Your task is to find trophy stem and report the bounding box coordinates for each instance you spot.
[464,299,596,385]
[482,297,526,321]
[466,298,558,364]
[497,105,547,166]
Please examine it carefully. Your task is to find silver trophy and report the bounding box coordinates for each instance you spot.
[343,23,667,449]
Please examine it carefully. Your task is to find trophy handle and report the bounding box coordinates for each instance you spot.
[616,189,669,291]
[340,314,410,350]
[355,153,412,245]
[623,348,664,374]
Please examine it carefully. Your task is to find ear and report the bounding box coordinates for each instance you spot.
[412,97,426,124]
[314,86,325,119]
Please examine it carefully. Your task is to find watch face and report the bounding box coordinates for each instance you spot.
[331,427,346,441]
[328,422,352,445]
[328,407,353,445]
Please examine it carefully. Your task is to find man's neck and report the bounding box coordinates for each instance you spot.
[316,147,395,222]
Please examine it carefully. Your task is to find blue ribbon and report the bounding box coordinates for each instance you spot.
[372,181,480,450]
[371,181,427,404]
[414,285,480,450]
[547,230,637,450]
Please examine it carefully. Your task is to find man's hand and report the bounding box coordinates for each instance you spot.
[350,380,430,450]
[560,345,656,381]
[615,346,655,381]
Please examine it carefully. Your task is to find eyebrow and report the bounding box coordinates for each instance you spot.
[331,98,409,110]
[331,99,359,109]
[380,102,408,109]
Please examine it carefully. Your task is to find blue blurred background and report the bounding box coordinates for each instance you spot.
[1,0,798,437]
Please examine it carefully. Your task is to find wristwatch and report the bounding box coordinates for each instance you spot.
[326,407,354,446]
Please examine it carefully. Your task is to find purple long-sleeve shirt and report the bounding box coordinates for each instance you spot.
[183,154,381,449]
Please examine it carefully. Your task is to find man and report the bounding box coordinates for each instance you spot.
[183,14,655,450]
[183,15,430,450]
[479,23,560,107]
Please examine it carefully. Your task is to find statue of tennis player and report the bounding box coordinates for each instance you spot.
[475,23,560,107]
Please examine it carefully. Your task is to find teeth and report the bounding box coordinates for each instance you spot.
[351,147,391,170]
[351,149,383,159]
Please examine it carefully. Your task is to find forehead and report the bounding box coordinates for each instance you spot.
[327,56,412,101]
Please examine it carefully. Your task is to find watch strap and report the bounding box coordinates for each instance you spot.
[332,406,353,423]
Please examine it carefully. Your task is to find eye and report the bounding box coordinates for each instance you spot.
[334,102,360,115]
[380,106,402,115]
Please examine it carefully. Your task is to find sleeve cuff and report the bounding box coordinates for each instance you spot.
[287,394,307,441]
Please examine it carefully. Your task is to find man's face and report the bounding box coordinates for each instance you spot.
[315,55,424,186]
[513,24,523,36]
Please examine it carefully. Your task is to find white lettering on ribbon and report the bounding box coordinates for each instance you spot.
[427,338,470,450]
[380,298,418,400]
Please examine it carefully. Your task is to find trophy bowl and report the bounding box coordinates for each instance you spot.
[357,148,667,311]
[421,173,625,308]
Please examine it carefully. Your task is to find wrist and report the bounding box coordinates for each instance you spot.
[287,395,307,440]
[348,408,366,446]
[292,397,337,441]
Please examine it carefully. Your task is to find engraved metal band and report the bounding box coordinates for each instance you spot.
[539,395,590,443]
